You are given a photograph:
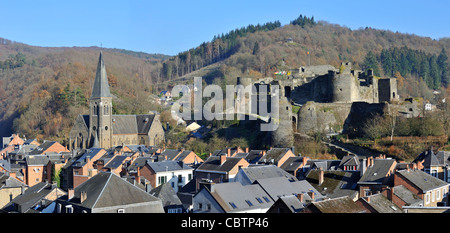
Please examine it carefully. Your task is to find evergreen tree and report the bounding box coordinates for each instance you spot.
[437,48,449,86]
[363,51,380,76]
[252,41,260,55]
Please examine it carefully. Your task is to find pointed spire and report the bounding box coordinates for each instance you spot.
[91,51,111,99]
[92,131,100,148]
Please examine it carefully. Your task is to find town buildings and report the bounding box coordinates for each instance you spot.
[1,129,450,214]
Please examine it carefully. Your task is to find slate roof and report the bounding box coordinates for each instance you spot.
[79,114,156,135]
[244,150,264,163]
[362,193,402,213]
[127,157,153,172]
[26,155,50,166]
[340,155,360,167]
[255,177,324,202]
[160,149,182,160]
[276,195,305,213]
[208,182,273,212]
[67,172,164,212]
[0,172,26,189]
[3,182,64,213]
[396,169,449,192]
[280,157,305,173]
[196,156,244,173]
[306,169,359,199]
[149,182,182,207]
[259,148,291,163]
[146,160,192,173]
[436,151,450,166]
[305,196,367,213]
[176,150,198,162]
[307,160,341,171]
[104,155,128,169]
[90,51,111,99]
[73,148,106,167]
[238,165,297,184]
[358,159,396,184]
[391,185,422,206]
[29,141,63,155]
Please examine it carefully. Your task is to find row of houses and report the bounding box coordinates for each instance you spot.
[0,133,450,213]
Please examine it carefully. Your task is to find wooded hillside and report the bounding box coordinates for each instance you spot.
[0,13,449,145]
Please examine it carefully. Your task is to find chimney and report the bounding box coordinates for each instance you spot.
[366,196,371,203]
[308,191,315,200]
[80,191,87,203]
[389,187,394,201]
[68,189,74,200]
[302,157,308,167]
[361,159,367,177]
[227,148,231,157]
[220,154,227,165]
[297,193,304,203]
[417,160,422,170]
[245,147,249,153]
[136,166,141,184]
[262,150,266,156]
[318,167,324,185]
[367,157,373,167]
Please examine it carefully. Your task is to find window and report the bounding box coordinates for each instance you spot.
[425,193,430,204]
[117,209,125,213]
[65,205,73,213]
[207,204,211,211]
[245,200,253,207]
[263,196,270,203]
[229,202,237,209]
[178,175,183,183]
[432,191,435,202]
[158,176,167,185]
[256,197,263,204]
[198,203,203,210]
[437,189,441,200]
[168,208,182,213]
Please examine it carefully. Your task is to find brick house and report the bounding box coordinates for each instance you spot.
[139,160,193,192]
[159,149,204,165]
[394,168,450,207]
[29,141,69,155]
[357,157,397,197]
[72,148,107,188]
[381,185,423,208]
[355,193,402,213]
[195,155,249,191]
[25,155,50,187]
[54,172,164,213]
[256,148,295,167]
[302,196,368,213]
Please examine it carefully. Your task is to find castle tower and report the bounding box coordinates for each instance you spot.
[89,51,113,149]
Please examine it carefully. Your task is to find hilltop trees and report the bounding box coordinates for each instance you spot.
[290,14,316,27]
[365,46,449,89]
[158,20,282,80]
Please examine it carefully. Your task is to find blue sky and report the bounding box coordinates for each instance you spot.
[1,0,449,55]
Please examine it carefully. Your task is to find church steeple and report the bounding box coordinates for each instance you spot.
[91,51,111,99]
[89,51,113,149]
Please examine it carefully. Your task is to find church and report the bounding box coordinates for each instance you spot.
[69,52,165,150]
